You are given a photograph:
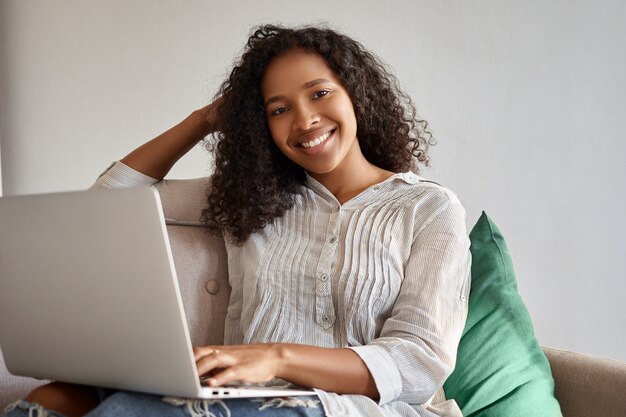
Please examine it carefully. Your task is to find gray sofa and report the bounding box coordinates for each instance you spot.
[2,224,626,416]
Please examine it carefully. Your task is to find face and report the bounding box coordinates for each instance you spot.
[261,48,360,177]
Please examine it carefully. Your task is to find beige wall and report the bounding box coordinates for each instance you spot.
[1,0,625,361]
[0,145,3,196]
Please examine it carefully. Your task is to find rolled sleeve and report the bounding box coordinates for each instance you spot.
[90,161,159,189]
[89,161,211,226]
[348,344,403,404]
[352,195,471,405]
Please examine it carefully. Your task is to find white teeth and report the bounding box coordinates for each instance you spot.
[301,131,332,148]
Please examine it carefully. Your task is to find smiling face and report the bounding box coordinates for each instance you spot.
[261,48,362,178]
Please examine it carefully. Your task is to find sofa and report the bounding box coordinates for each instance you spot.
[2,224,626,416]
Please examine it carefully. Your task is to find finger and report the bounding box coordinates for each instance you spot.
[196,350,235,377]
[208,366,244,387]
[193,346,218,361]
[192,346,202,360]
[196,353,219,375]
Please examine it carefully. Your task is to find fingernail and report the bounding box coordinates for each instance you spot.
[208,378,218,386]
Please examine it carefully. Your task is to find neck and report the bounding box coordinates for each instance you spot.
[308,140,394,204]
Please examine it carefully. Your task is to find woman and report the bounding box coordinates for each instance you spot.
[4,24,471,417]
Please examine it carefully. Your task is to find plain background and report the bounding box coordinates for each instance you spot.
[1,0,624,362]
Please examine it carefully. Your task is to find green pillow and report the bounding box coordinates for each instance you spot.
[443,212,562,416]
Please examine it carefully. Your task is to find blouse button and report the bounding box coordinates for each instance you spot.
[329,236,337,244]
[205,280,220,295]
[319,274,329,282]
[322,315,330,323]
[373,185,381,191]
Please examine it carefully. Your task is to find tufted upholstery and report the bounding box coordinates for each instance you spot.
[164,225,230,347]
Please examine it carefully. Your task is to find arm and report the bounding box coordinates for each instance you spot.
[120,101,219,179]
[194,343,379,399]
[348,197,471,404]
[90,101,221,223]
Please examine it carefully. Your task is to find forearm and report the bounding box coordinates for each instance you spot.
[275,344,379,400]
[120,107,214,180]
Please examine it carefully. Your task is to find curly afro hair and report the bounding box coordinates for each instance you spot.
[201,24,434,244]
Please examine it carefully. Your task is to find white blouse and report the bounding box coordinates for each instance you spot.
[92,161,471,417]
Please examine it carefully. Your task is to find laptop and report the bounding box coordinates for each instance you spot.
[0,186,314,399]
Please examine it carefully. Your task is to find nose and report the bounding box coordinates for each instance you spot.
[292,103,320,131]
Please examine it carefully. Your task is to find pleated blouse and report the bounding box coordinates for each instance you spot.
[91,161,471,417]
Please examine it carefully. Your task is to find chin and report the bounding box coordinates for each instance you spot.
[301,163,339,176]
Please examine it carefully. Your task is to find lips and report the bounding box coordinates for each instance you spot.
[300,130,333,148]
[295,129,336,155]
[293,128,336,148]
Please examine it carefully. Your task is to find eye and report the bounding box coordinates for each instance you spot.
[312,89,331,99]
[270,106,288,116]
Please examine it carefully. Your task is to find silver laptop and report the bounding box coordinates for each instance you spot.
[0,186,314,399]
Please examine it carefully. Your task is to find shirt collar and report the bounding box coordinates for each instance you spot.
[304,171,421,205]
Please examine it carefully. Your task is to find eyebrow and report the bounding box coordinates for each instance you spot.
[264,78,332,107]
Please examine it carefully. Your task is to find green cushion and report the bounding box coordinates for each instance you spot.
[443,212,562,416]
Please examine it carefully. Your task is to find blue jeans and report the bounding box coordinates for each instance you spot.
[3,390,326,417]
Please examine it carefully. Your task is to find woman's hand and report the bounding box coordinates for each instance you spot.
[195,95,225,136]
[193,344,283,387]
[193,343,379,399]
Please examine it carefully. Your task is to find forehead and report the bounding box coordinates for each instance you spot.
[261,48,339,97]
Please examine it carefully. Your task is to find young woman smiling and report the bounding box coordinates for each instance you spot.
[262,48,394,203]
[4,25,471,417]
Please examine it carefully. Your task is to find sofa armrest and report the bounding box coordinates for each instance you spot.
[0,350,48,411]
[543,347,626,417]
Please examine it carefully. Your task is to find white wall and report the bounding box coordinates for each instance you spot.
[0,142,3,196]
[1,0,624,361]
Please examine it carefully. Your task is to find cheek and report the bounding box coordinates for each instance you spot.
[267,117,290,142]
[339,109,358,136]
[334,98,358,129]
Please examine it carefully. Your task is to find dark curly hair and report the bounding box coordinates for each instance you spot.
[201,24,434,244]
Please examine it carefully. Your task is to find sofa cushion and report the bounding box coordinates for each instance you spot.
[443,212,562,416]
[165,225,230,346]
